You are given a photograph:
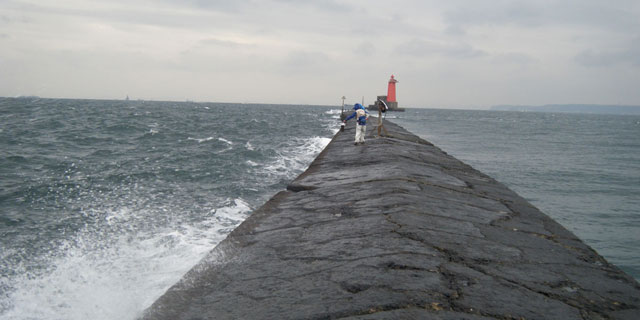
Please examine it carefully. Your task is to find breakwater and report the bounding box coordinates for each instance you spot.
[143,119,640,319]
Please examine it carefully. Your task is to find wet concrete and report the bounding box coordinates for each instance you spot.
[142,119,640,319]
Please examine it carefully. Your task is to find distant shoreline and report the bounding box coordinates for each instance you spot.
[491,104,640,115]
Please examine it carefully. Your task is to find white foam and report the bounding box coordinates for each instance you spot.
[187,136,215,143]
[262,136,331,182]
[212,199,251,223]
[3,199,252,320]
[218,138,233,145]
[324,109,343,115]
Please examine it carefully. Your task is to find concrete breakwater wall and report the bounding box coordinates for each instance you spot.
[143,119,640,319]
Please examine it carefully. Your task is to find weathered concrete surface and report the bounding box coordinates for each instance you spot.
[143,119,640,320]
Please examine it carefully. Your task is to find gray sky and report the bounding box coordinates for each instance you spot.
[1,0,639,108]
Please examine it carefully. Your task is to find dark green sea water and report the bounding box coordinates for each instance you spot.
[1,98,638,319]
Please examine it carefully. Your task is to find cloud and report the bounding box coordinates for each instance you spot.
[158,0,246,12]
[444,0,640,32]
[354,41,375,57]
[1,0,639,106]
[574,35,640,67]
[197,38,251,49]
[552,0,640,32]
[395,39,487,59]
[282,50,330,72]
[492,52,537,65]
[575,47,640,67]
[273,0,354,13]
[445,1,544,29]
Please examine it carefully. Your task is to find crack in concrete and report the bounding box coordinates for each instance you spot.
[387,214,487,240]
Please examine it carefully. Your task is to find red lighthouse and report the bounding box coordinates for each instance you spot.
[387,75,398,102]
[368,74,404,111]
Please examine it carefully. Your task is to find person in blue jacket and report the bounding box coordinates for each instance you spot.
[343,103,369,145]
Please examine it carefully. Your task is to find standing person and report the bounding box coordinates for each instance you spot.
[375,99,389,137]
[343,103,369,145]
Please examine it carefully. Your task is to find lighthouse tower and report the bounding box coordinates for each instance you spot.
[387,75,398,103]
[367,74,404,111]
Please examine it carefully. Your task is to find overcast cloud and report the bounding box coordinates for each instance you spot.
[1,0,639,107]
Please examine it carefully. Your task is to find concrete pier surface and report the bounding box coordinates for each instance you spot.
[143,119,640,320]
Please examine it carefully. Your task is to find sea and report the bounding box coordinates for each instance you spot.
[0,98,638,319]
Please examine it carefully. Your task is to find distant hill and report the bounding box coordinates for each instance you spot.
[491,104,640,115]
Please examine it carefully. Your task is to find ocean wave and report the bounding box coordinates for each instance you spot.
[262,136,331,181]
[187,136,215,143]
[186,137,233,145]
[211,198,251,227]
[324,109,344,115]
[2,198,252,320]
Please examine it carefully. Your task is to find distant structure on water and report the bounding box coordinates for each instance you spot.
[368,75,405,112]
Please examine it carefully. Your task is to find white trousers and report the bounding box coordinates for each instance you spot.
[355,124,366,143]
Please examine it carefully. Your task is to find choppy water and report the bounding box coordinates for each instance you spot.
[1,99,639,319]
[392,109,640,281]
[0,98,337,319]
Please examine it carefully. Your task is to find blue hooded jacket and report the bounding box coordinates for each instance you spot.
[344,103,369,125]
